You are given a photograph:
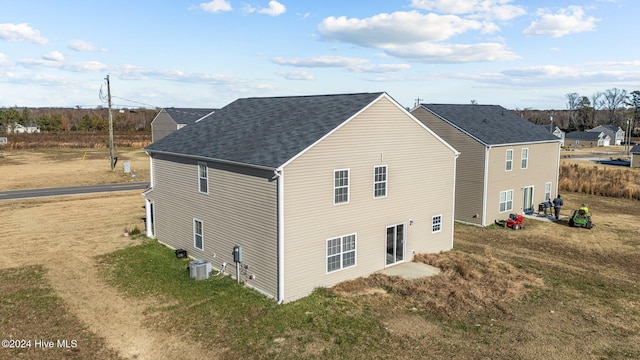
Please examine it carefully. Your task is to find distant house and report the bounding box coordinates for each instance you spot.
[151,108,216,143]
[588,125,624,146]
[411,104,561,226]
[565,131,610,147]
[631,144,640,168]
[535,124,565,146]
[8,122,40,134]
[143,92,458,303]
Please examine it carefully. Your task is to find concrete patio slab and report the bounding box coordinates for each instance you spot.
[378,261,441,279]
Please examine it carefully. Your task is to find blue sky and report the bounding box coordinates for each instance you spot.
[0,0,638,110]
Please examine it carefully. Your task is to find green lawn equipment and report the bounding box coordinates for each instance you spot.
[568,209,592,229]
[495,213,524,230]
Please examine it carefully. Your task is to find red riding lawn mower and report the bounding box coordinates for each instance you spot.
[495,213,525,230]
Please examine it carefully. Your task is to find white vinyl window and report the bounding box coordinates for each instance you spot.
[545,182,552,202]
[499,190,514,213]
[432,215,442,233]
[373,165,387,198]
[193,219,203,250]
[505,149,513,171]
[334,169,349,204]
[198,162,208,194]
[326,234,356,273]
[521,148,529,169]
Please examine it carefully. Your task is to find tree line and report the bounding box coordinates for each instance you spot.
[518,88,639,136]
[0,107,159,133]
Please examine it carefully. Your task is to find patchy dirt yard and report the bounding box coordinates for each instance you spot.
[0,192,218,359]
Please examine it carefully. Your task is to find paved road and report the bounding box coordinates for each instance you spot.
[0,182,149,201]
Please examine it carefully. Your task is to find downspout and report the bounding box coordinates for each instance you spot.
[555,141,561,198]
[482,146,490,226]
[451,151,459,248]
[274,168,285,304]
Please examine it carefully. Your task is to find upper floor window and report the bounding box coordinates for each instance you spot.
[198,162,208,194]
[334,169,349,204]
[521,148,529,169]
[373,165,387,198]
[193,219,204,250]
[326,233,356,273]
[505,149,513,171]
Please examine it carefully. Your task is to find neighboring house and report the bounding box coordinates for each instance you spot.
[151,108,216,142]
[631,144,640,168]
[588,125,624,146]
[411,104,561,226]
[535,124,565,146]
[8,122,40,133]
[565,131,610,147]
[143,92,459,303]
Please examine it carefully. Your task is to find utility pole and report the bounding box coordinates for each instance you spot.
[106,75,115,170]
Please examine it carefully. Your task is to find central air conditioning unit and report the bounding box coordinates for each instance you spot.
[189,259,212,280]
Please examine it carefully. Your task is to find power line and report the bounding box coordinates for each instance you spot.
[112,96,157,109]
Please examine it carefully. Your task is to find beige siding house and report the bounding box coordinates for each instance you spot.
[411,104,561,226]
[144,92,458,303]
[150,108,216,143]
[631,145,640,167]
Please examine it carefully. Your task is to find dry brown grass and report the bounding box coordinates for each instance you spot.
[0,147,149,190]
[559,162,640,199]
[3,132,151,150]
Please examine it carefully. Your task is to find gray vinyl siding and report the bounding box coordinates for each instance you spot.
[151,110,178,143]
[411,107,485,225]
[485,142,560,223]
[632,153,640,167]
[150,153,278,298]
[281,97,456,302]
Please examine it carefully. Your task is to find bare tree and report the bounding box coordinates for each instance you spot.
[602,88,628,125]
[565,92,581,130]
[590,92,603,127]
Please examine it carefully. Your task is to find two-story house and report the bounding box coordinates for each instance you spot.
[151,107,216,142]
[588,125,624,146]
[143,92,458,303]
[411,104,561,226]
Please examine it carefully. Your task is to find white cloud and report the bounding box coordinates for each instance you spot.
[276,70,314,80]
[43,51,64,62]
[200,0,232,13]
[385,42,519,63]
[523,6,599,38]
[259,1,286,16]
[69,40,100,52]
[409,0,526,21]
[271,55,411,73]
[319,11,482,47]
[244,1,286,16]
[0,53,10,66]
[272,55,369,68]
[0,23,48,45]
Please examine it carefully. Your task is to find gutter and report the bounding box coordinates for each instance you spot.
[145,149,276,172]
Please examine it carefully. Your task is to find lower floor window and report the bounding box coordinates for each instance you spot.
[193,219,203,250]
[327,233,356,273]
[432,215,442,233]
[499,190,513,212]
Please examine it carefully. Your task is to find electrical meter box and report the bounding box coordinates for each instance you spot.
[233,245,243,263]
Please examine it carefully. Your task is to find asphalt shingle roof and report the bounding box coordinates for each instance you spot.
[419,104,559,146]
[565,131,604,140]
[164,108,216,125]
[146,92,385,169]
[631,144,640,154]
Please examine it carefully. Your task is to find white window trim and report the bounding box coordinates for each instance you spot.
[193,218,204,251]
[432,214,443,233]
[545,182,552,202]
[521,148,529,169]
[333,168,350,205]
[499,190,514,213]
[326,233,357,274]
[198,162,208,194]
[505,149,513,172]
[373,165,388,199]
